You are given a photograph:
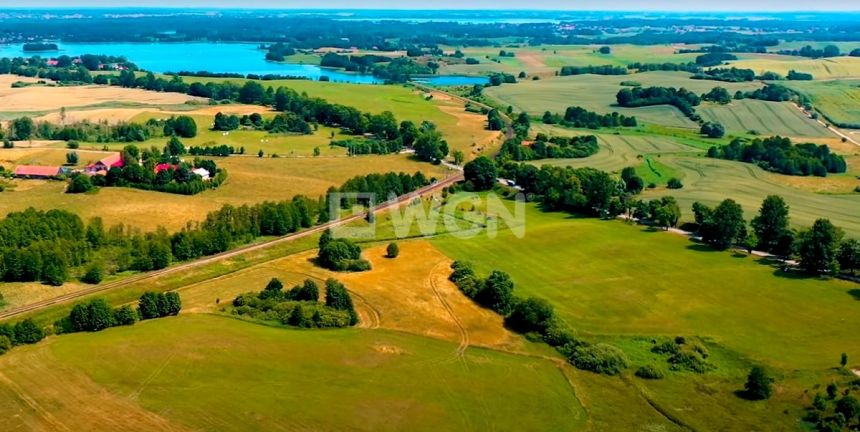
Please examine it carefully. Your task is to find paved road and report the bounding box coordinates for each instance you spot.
[0,173,464,321]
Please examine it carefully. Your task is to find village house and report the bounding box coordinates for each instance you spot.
[86,153,124,175]
[192,168,211,181]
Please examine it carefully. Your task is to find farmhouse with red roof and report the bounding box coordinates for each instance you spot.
[86,153,124,175]
[14,165,63,179]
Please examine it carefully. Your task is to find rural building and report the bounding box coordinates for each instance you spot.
[192,168,211,180]
[14,165,63,179]
[155,163,178,173]
[86,153,124,175]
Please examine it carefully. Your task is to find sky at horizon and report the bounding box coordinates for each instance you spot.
[6,0,860,12]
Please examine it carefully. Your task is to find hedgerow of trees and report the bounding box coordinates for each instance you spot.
[707,136,847,177]
[231,277,358,328]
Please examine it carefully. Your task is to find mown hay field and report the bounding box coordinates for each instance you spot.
[728,55,860,79]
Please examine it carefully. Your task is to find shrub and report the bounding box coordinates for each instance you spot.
[113,305,138,326]
[80,263,103,284]
[744,365,773,400]
[66,140,79,149]
[570,343,629,375]
[667,178,684,189]
[635,365,665,380]
[652,340,681,355]
[13,319,45,345]
[0,335,11,355]
[505,297,555,334]
[386,242,400,258]
[67,173,94,194]
[285,279,320,302]
[668,351,714,373]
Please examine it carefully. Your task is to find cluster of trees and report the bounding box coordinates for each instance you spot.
[736,84,807,106]
[319,52,391,74]
[317,230,370,272]
[328,118,446,162]
[162,115,198,138]
[23,42,58,51]
[786,70,814,81]
[331,138,403,155]
[776,45,842,59]
[91,142,226,195]
[802,379,860,430]
[542,106,637,129]
[700,121,726,138]
[264,43,297,61]
[616,86,702,121]
[630,196,682,230]
[212,112,264,131]
[54,291,180,334]
[449,261,628,375]
[702,87,732,104]
[188,145,243,157]
[500,162,631,218]
[328,171,430,212]
[692,67,756,82]
[232,277,358,328]
[0,208,88,285]
[7,117,164,143]
[0,318,45,356]
[626,62,703,74]
[498,134,599,161]
[488,72,518,86]
[559,64,628,76]
[372,58,435,83]
[707,136,847,177]
[695,52,739,67]
[689,195,859,276]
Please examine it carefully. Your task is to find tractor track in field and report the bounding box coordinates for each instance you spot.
[427,261,470,359]
[0,173,463,322]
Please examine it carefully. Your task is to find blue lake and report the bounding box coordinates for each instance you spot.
[0,42,488,86]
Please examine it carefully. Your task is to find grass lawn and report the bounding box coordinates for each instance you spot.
[432,200,860,371]
[0,314,586,431]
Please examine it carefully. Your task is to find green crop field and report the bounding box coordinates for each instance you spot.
[0,314,585,431]
[433,200,859,370]
[727,55,860,79]
[698,99,834,138]
[783,79,860,127]
[431,199,859,430]
[484,71,761,129]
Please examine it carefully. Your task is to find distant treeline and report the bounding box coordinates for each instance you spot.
[707,136,847,177]
[559,65,628,76]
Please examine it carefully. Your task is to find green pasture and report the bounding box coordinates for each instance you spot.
[432,201,860,371]
[0,314,585,431]
[783,79,860,127]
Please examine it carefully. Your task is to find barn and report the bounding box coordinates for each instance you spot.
[14,165,63,179]
[86,153,124,175]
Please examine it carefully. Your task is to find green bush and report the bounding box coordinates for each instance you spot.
[570,343,629,375]
[80,264,103,284]
[386,242,400,258]
[667,178,684,189]
[635,365,665,380]
[668,351,714,373]
[0,335,11,355]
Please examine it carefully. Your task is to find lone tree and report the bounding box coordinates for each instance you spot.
[751,195,790,253]
[837,239,860,275]
[386,242,400,258]
[744,366,774,400]
[463,156,498,191]
[841,352,848,368]
[798,219,843,275]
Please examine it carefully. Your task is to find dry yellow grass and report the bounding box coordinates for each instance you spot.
[0,154,452,231]
[0,76,203,113]
[0,342,194,431]
[179,240,522,350]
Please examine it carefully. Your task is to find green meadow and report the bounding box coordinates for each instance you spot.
[0,314,585,431]
[432,201,860,371]
[783,79,860,127]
